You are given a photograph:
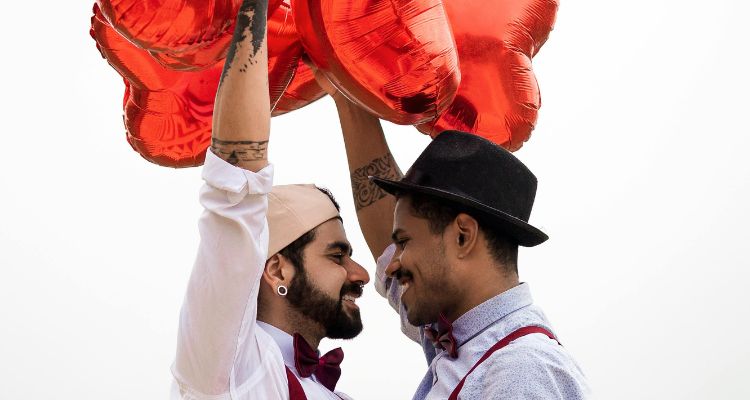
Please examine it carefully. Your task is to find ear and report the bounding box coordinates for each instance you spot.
[262,253,295,289]
[452,213,480,259]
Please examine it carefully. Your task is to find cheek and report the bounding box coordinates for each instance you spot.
[416,265,441,292]
[307,264,347,296]
[418,251,449,289]
[325,268,348,294]
[399,242,423,269]
[403,259,433,296]
[403,246,435,279]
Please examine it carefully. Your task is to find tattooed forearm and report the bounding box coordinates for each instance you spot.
[220,0,269,84]
[211,138,269,165]
[351,153,402,211]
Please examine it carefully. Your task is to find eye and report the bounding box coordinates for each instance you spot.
[395,238,409,250]
[330,253,345,264]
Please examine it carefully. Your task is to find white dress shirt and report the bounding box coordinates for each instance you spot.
[171,150,350,400]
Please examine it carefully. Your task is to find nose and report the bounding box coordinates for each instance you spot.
[346,258,370,285]
[384,253,401,277]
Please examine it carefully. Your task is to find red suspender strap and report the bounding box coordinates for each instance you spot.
[286,366,308,400]
[447,326,559,400]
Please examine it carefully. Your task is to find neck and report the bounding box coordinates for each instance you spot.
[444,264,519,322]
[258,309,325,349]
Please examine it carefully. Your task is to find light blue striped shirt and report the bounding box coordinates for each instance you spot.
[375,244,591,399]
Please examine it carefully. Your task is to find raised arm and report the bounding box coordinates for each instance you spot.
[314,74,402,260]
[173,1,274,396]
[211,0,271,171]
[312,73,424,345]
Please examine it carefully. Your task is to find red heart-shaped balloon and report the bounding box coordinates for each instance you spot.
[91,4,220,167]
[267,2,306,109]
[96,0,242,54]
[91,2,308,167]
[273,59,326,116]
[417,0,559,151]
[292,0,460,125]
[148,33,236,72]
[96,0,285,70]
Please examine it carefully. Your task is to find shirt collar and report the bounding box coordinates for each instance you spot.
[257,321,296,369]
[450,282,534,346]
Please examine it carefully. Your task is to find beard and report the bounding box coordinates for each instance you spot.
[286,268,364,339]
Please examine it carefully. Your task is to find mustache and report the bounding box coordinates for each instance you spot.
[340,281,364,298]
[393,269,413,281]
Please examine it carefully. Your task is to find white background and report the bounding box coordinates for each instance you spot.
[1,0,748,398]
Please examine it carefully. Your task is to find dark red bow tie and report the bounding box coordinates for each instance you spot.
[293,333,344,392]
[423,314,458,358]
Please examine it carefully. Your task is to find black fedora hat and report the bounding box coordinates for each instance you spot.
[370,130,548,247]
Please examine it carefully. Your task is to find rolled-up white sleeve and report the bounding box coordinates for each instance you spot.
[172,150,275,398]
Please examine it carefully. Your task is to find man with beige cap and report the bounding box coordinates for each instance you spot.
[170,1,368,399]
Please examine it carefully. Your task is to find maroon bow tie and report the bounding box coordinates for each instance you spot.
[293,333,344,392]
[423,314,458,358]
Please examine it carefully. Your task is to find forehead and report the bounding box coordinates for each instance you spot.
[393,197,424,233]
[309,218,349,248]
[394,197,411,222]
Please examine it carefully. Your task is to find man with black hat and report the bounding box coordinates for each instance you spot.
[171,3,368,399]
[320,76,590,398]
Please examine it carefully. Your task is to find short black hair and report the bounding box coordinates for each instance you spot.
[278,186,340,271]
[316,186,340,212]
[401,192,519,274]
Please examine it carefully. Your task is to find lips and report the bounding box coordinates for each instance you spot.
[396,269,414,291]
[342,293,360,311]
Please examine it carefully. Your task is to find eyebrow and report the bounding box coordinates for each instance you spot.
[326,241,353,256]
[391,228,405,243]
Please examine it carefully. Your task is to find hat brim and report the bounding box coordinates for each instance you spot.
[370,177,548,247]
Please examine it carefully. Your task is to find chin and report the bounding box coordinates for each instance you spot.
[406,309,429,327]
[325,311,364,339]
[330,328,362,340]
[327,323,363,340]
[406,304,441,327]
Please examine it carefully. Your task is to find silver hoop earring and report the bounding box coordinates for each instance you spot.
[276,285,288,296]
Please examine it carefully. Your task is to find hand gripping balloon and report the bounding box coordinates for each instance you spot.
[417,0,559,151]
[292,0,461,125]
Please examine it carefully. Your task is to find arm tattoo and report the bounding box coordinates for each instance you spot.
[211,138,268,165]
[220,0,269,84]
[351,153,402,211]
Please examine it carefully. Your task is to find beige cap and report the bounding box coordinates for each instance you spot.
[267,184,341,259]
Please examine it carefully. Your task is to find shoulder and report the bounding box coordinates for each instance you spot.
[465,333,590,399]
